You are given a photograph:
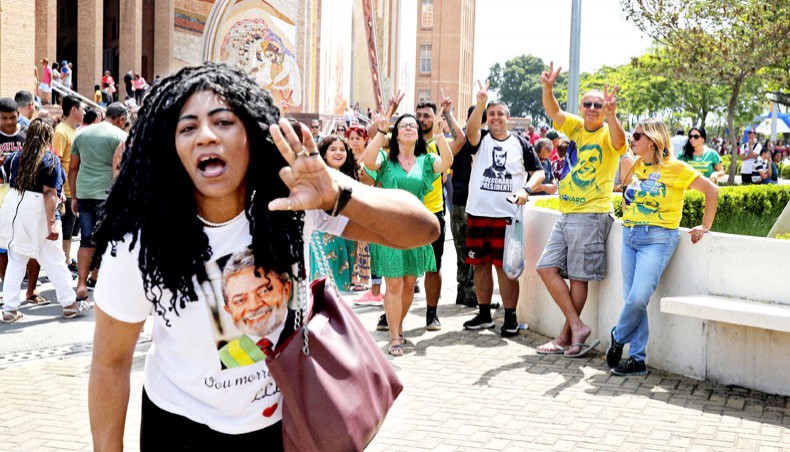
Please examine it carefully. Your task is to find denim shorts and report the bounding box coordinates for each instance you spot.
[536,212,615,281]
[77,199,105,248]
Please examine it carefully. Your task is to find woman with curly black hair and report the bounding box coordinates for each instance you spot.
[362,110,453,356]
[87,63,439,450]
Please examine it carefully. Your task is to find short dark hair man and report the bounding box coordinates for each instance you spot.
[462,81,545,336]
[69,102,128,301]
[0,97,26,153]
[14,91,35,127]
[55,95,85,271]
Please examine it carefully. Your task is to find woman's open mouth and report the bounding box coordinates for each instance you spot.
[197,154,227,177]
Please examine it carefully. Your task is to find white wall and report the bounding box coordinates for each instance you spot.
[518,206,790,396]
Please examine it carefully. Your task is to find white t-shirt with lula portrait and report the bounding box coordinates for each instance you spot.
[94,210,347,435]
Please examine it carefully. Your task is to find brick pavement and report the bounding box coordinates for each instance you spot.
[1,233,789,450]
[0,298,789,451]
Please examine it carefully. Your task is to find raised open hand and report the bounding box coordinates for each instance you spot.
[268,118,336,212]
[476,79,490,106]
[375,109,391,135]
[540,61,562,88]
[602,83,619,117]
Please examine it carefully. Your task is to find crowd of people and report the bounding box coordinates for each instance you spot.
[0,57,787,448]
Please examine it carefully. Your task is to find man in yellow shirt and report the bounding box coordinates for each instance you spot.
[53,95,84,271]
[535,62,627,358]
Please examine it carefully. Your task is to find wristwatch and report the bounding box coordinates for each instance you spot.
[525,186,533,195]
[326,185,353,216]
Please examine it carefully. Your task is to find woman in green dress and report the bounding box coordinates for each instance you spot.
[363,110,453,356]
[308,135,358,291]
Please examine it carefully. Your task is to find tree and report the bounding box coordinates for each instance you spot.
[621,0,790,183]
[488,55,567,123]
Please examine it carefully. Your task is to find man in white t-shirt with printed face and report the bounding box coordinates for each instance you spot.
[462,80,545,337]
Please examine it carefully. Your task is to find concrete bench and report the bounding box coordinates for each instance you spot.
[660,295,790,333]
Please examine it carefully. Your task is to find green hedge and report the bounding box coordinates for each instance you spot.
[781,164,790,180]
[534,185,790,231]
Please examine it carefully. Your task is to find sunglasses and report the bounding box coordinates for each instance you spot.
[311,125,320,129]
[689,134,702,139]
[583,101,603,110]
[632,131,646,141]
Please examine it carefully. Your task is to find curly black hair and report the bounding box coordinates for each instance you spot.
[317,135,359,181]
[92,62,305,324]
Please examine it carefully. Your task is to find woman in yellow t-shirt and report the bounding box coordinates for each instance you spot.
[606,118,718,377]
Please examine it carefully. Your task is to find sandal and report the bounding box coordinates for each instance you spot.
[388,339,404,357]
[1,310,23,323]
[63,300,91,319]
[25,294,51,306]
[351,284,369,292]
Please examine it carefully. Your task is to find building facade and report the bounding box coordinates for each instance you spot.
[414,0,475,114]
[1,0,410,116]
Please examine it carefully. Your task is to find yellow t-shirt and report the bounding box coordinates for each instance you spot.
[53,121,76,198]
[422,137,443,214]
[556,114,627,213]
[622,158,700,229]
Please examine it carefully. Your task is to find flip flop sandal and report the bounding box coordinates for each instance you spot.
[564,339,601,358]
[1,310,23,323]
[25,294,51,306]
[536,341,567,355]
[63,300,91,319]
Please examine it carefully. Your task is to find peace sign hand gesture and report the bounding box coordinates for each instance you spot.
[432,106,446,136]
[602,83,619,117]
[375,109,391,136]
[540,61,562,88]
[440,88,453,114]
[476,79,490,107]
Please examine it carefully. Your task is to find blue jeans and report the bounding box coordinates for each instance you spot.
[613,226,680,362]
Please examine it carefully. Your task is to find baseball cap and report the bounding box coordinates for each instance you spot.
[546,130,560,140]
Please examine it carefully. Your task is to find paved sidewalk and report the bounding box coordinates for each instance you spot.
[0,229,788,450]
[1,299,789,451]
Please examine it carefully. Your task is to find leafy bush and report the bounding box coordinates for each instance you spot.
[721,154,742,175]
[781,163,790,180]
[533,185,790,237]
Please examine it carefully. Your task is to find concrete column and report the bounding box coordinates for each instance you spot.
[77,0,103,97]
[0,0,37,97]
[119,0,143,81]
[35,0,57,65]
[153,0,174,78]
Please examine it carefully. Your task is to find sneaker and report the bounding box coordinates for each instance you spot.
[413,285,421,294]
[68,263,78,273]
[606,326,624,368]
[376,314,389,331]
[500,319,519,337]
[463,313,495,330]
[86,277,97,291]
[425,314,441,331]
[611,357,648,376]
[354,290,384,306]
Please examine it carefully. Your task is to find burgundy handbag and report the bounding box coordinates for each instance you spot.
[267,277,403,452]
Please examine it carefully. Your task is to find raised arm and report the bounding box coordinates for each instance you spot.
[439,88,466,154]
[541,61,565,128]
[368,89,404,141]
[431,107,454,173]
[362,112,390,172]
[269,119,440,249]
[466,80,489,147]
[602,84,626,150]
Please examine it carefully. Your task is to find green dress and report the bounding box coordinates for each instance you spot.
[369,150,438,278]
[309,231,355,291]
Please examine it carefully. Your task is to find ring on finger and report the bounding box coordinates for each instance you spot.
[295,147,308,158]
[287,199,293,210]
